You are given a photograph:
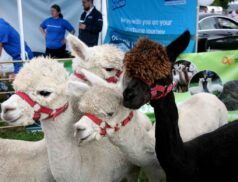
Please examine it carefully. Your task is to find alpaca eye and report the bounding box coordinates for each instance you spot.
[105,68,114,72]
[38,91,51,97]
[107,112,114,117]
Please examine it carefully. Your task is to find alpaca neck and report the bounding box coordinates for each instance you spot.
[151,91,189,176]
[109,109,157,167]
[202,80,210,93]
[178,70,185,85]
[183,69,190,84]
[41,101,82,182]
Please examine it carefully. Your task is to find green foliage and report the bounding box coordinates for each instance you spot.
[212,0,234,9]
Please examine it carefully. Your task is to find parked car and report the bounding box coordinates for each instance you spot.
[198,14,238,52]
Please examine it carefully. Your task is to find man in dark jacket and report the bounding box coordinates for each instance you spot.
[79,0,103,47]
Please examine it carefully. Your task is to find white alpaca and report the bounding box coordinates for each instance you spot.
[177,93,227,141]
[1,35,144,182]
[173,63,197,92]
[0,58,54,182]
[69,69,228,181]
[67,34,123,83]
[0,139,55,182]
[67,35,154,180]
[173,64,195,85]
[1,58,138,182]
[66,34,152,132]
[68,70,166,182]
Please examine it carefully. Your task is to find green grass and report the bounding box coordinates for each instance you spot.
[0,130,44,141]
[0,122,6,127]
[147,113,155,123]
[139,171,149,182]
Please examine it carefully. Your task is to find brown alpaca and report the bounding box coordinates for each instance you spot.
[124,38,171,83]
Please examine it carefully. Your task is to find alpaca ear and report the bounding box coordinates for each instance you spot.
[166,30,190,63]
[67,34,88,60]
[67,81,90,97]
[81,69,108,87]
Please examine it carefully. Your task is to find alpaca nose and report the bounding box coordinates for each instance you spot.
[123,89,135,101]
[1,103,17,114]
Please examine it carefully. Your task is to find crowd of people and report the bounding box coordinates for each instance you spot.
[0,0,103,74]
[200,5,238,20]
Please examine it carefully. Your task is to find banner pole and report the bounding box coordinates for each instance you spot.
[100,0,103,44]
[101,0,107,43]
[195,1,199,53]
[17,0,25,61]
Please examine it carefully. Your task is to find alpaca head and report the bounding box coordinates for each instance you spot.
[67,34,124,82]
[67,69,127,145]
[123,31,191,109]
[1,57,69,126]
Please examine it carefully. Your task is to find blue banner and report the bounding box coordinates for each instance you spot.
[105,0,197,52]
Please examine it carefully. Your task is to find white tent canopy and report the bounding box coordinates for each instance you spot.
[0,0,107,55]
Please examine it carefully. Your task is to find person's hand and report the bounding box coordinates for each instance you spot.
[79,23,86,30]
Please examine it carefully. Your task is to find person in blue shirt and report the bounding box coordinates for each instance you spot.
[40,4,75,58]
[0,18,33,74]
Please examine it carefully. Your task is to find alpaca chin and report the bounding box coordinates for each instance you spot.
[107,120,117,127]
[95,133,102,140]
[106,128,115,136]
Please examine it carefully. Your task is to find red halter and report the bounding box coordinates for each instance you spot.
[141,80,174,100]
[74,70,122,83]
[16,91,69,122]
[74,71,87,81]
[84,112,134,136]
[105,70,122,83]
